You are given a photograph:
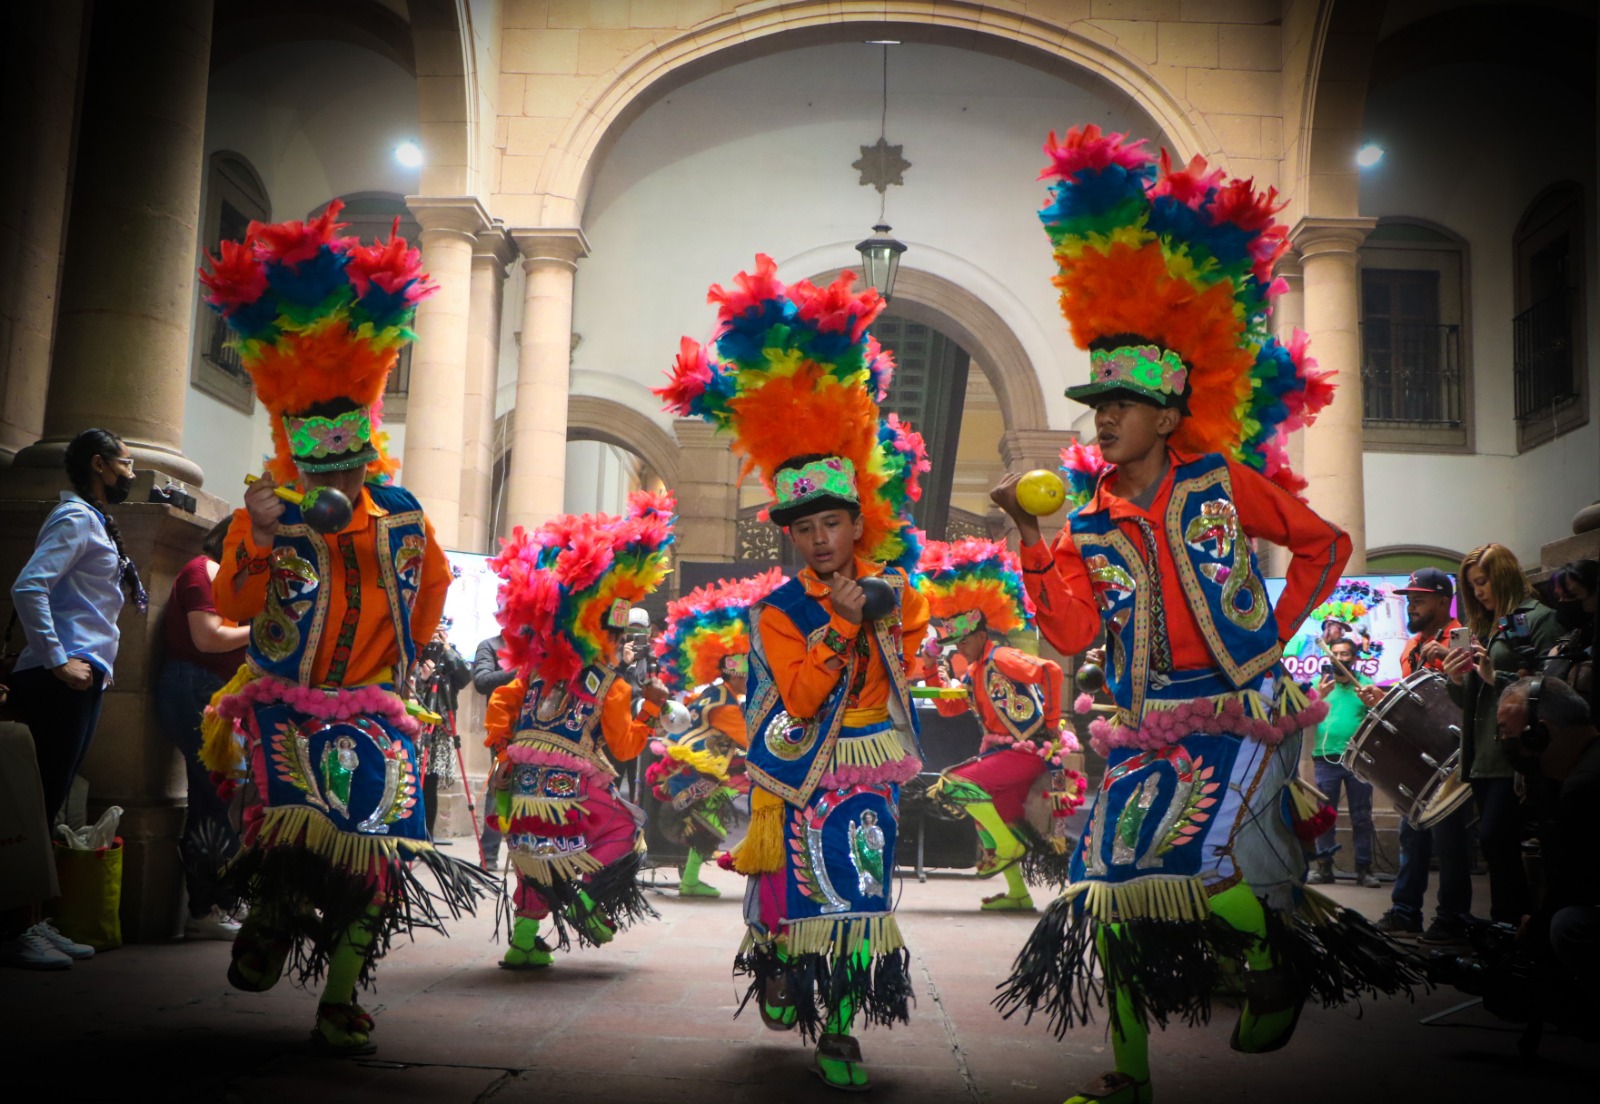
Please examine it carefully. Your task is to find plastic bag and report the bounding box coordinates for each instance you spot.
[56,805,123,850]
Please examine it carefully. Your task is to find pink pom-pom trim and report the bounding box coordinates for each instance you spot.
[820,754,923,791]
[1074,692,1096,715]
[1088,692,1328,758]
[502,743,605,781]
[215,677,419,736]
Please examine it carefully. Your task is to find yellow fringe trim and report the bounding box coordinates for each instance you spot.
[832,726,908,771]
[199,664,257,776]
[510,795,588,822]
[511,848,604,884]
[731,787,787,874]
[253,805,409,873]
[666,741,732,781]
[1064,874,1213,923]
[1112,680,1309,732]
[739,908,908,953]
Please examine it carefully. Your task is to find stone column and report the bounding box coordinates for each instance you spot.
[1292,217,1376,571]
[1263,254,1307,578]
[998,428,1081,548]
[402,197,490,549]
[505,229,589,532]
[0,2,85,464]
[459,225,515,552]
[673,419,739,563]
[9,0,212,487]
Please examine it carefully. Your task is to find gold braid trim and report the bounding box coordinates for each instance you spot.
[510,848,605,885]
[731,787,787,874]
[200,664,259,776]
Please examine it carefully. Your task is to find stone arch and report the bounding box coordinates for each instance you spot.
[804,266,1049,435]
[534,1,1218,223]
[565,394,681,488]
[1292,0,1385,220]
[409,0,476,197]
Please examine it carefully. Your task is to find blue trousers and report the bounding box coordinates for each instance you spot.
[1390,803,1472,923]
[154,659,239,916]
[1313,756,1374,867]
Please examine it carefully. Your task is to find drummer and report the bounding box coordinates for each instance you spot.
[1376,569,1476,943]
[1308,639,1381,888]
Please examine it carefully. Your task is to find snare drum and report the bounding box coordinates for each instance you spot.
[1340,669,1474,829]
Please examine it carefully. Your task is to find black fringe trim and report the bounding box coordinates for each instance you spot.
[733,943,915,1044]
[1016,822,1076,893]
[993,892,1429,1040]
[515,850,659,951]
[224,843,500,990]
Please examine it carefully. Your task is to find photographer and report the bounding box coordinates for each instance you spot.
[1308,638,1381,887]
[472,634,517,869]
[618,607,654,688]
[1495,677,1600,994]
[412,622,471,838]
[1446,544,1560,924]
[1541,559,1596,712]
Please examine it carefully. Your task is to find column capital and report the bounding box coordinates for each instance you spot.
[1272,252,1304,289]
[1290,216,1378,261]
[405,195,493,241]
[473,223,516,270]
[998,427,1080,472]
[512,227,590,270]
[672,418,730,451]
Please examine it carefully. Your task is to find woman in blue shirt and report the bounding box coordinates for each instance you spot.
[9,428,146,822]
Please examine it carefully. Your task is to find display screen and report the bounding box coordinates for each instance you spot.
[1264,574,1453,687]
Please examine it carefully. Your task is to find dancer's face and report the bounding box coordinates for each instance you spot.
[1093,398,1178,466]
[787,508,863,577]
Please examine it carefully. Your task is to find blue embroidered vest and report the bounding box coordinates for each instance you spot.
[970,644,1049,744]
[744,570,922,807]
[246,484,430,688]
[511,664,621,776]
[685,681,740,745]
[1070,453,1279,720]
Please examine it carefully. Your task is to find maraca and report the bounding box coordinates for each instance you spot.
[1016,469,1066,516]
[856,575,897,621]
[1076,662,1106,693]
[244,474,354,535]
[659,700,693,736]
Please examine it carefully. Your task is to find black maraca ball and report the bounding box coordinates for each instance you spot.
[857,576,897,621]
[300,485,354,535]
[1076,662,1106,693]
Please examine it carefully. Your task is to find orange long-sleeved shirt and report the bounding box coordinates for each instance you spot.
[1020,449,1350,665]
[935,642,1063,734]
[484,674,655,764]
[705,700,749,749]
[215,489,451,687]
[757,558,931,719]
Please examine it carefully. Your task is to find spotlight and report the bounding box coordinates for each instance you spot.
[395,140,424,168]
[1356,143,1385,169]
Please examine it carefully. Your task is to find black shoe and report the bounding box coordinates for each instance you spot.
[1374,909,1422,936]
[1420,917,1470,945]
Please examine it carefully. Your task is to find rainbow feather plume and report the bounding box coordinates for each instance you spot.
[1058,440,1110,512]
[653,568,784,692]
[916,538,1033,636]
[198,199,436,482]
[1038,126,1332,496]
[490,490,676,689]
[655,254,922,567]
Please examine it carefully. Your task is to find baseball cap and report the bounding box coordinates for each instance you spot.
[1395,567,1454,597]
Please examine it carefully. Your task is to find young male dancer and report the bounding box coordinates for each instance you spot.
[198,202,495,1054]
[992,127,1419,1104]
[658,256,931,1091]
[920,538,1086,911]
[483,491,675,966]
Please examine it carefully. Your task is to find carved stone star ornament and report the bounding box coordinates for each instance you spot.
[853,136,911,194]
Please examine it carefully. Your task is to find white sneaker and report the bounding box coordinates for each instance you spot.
[0,928,73,970]
[185,907,243,941]
[32,920,94,960]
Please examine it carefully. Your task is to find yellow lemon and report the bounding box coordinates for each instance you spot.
[1016,469,1066,516]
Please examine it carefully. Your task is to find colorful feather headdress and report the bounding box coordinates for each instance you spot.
[916,538,1034,641]
[1310,579,1387,629]
[655,254,929,572]
[1038,125,1335,495]
[490,490,677,689]
[653,568,785,692]
[198,199,435,482]
[1059,440,1111,513]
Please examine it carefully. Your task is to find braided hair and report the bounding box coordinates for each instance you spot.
[63,428,147,611]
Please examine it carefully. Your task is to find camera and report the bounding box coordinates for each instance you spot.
[1319,658,1335,677]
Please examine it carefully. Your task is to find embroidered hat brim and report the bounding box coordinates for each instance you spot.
[1064,378,1182,408]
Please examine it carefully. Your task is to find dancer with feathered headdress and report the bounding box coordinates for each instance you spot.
[657,255,931,1091]
[645,568,782,896]
[197,201,496,1055]
[918,539,1087,910]
[989,127,1419,1104]
[482,490,676,967]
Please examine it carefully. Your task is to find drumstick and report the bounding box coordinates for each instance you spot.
[1326,652,1357,682]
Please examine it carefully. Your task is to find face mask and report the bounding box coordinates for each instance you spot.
[105,473,133,505]
[1556,599,1589,631]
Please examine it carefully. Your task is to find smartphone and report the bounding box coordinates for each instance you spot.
[1447,627,1472,652]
